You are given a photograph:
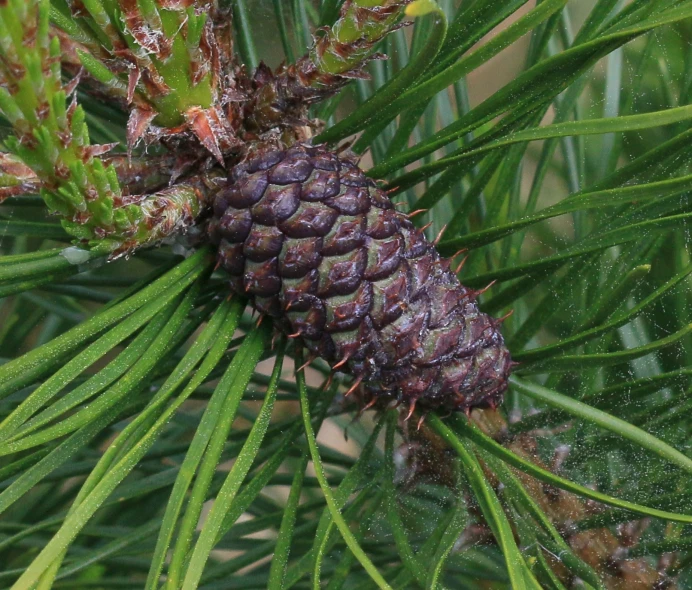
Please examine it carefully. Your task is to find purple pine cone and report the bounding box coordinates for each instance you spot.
[209,144,512,414]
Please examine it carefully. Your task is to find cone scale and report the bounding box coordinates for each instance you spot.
[209,144,512,413]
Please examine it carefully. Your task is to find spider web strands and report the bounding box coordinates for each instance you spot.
[433,418,543,590]
[368,2,692,183]
[511,264,692,363]
[510,377,692,475]
[476,449,605,590]
[512,366,692,436]
[432,414,692,524]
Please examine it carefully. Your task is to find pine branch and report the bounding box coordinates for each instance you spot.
[0,0,207,256]
[245,0,413,133]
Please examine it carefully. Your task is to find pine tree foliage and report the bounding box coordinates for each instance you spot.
[0,0,691,588]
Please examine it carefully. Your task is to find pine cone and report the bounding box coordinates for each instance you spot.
[208,144,511,413]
